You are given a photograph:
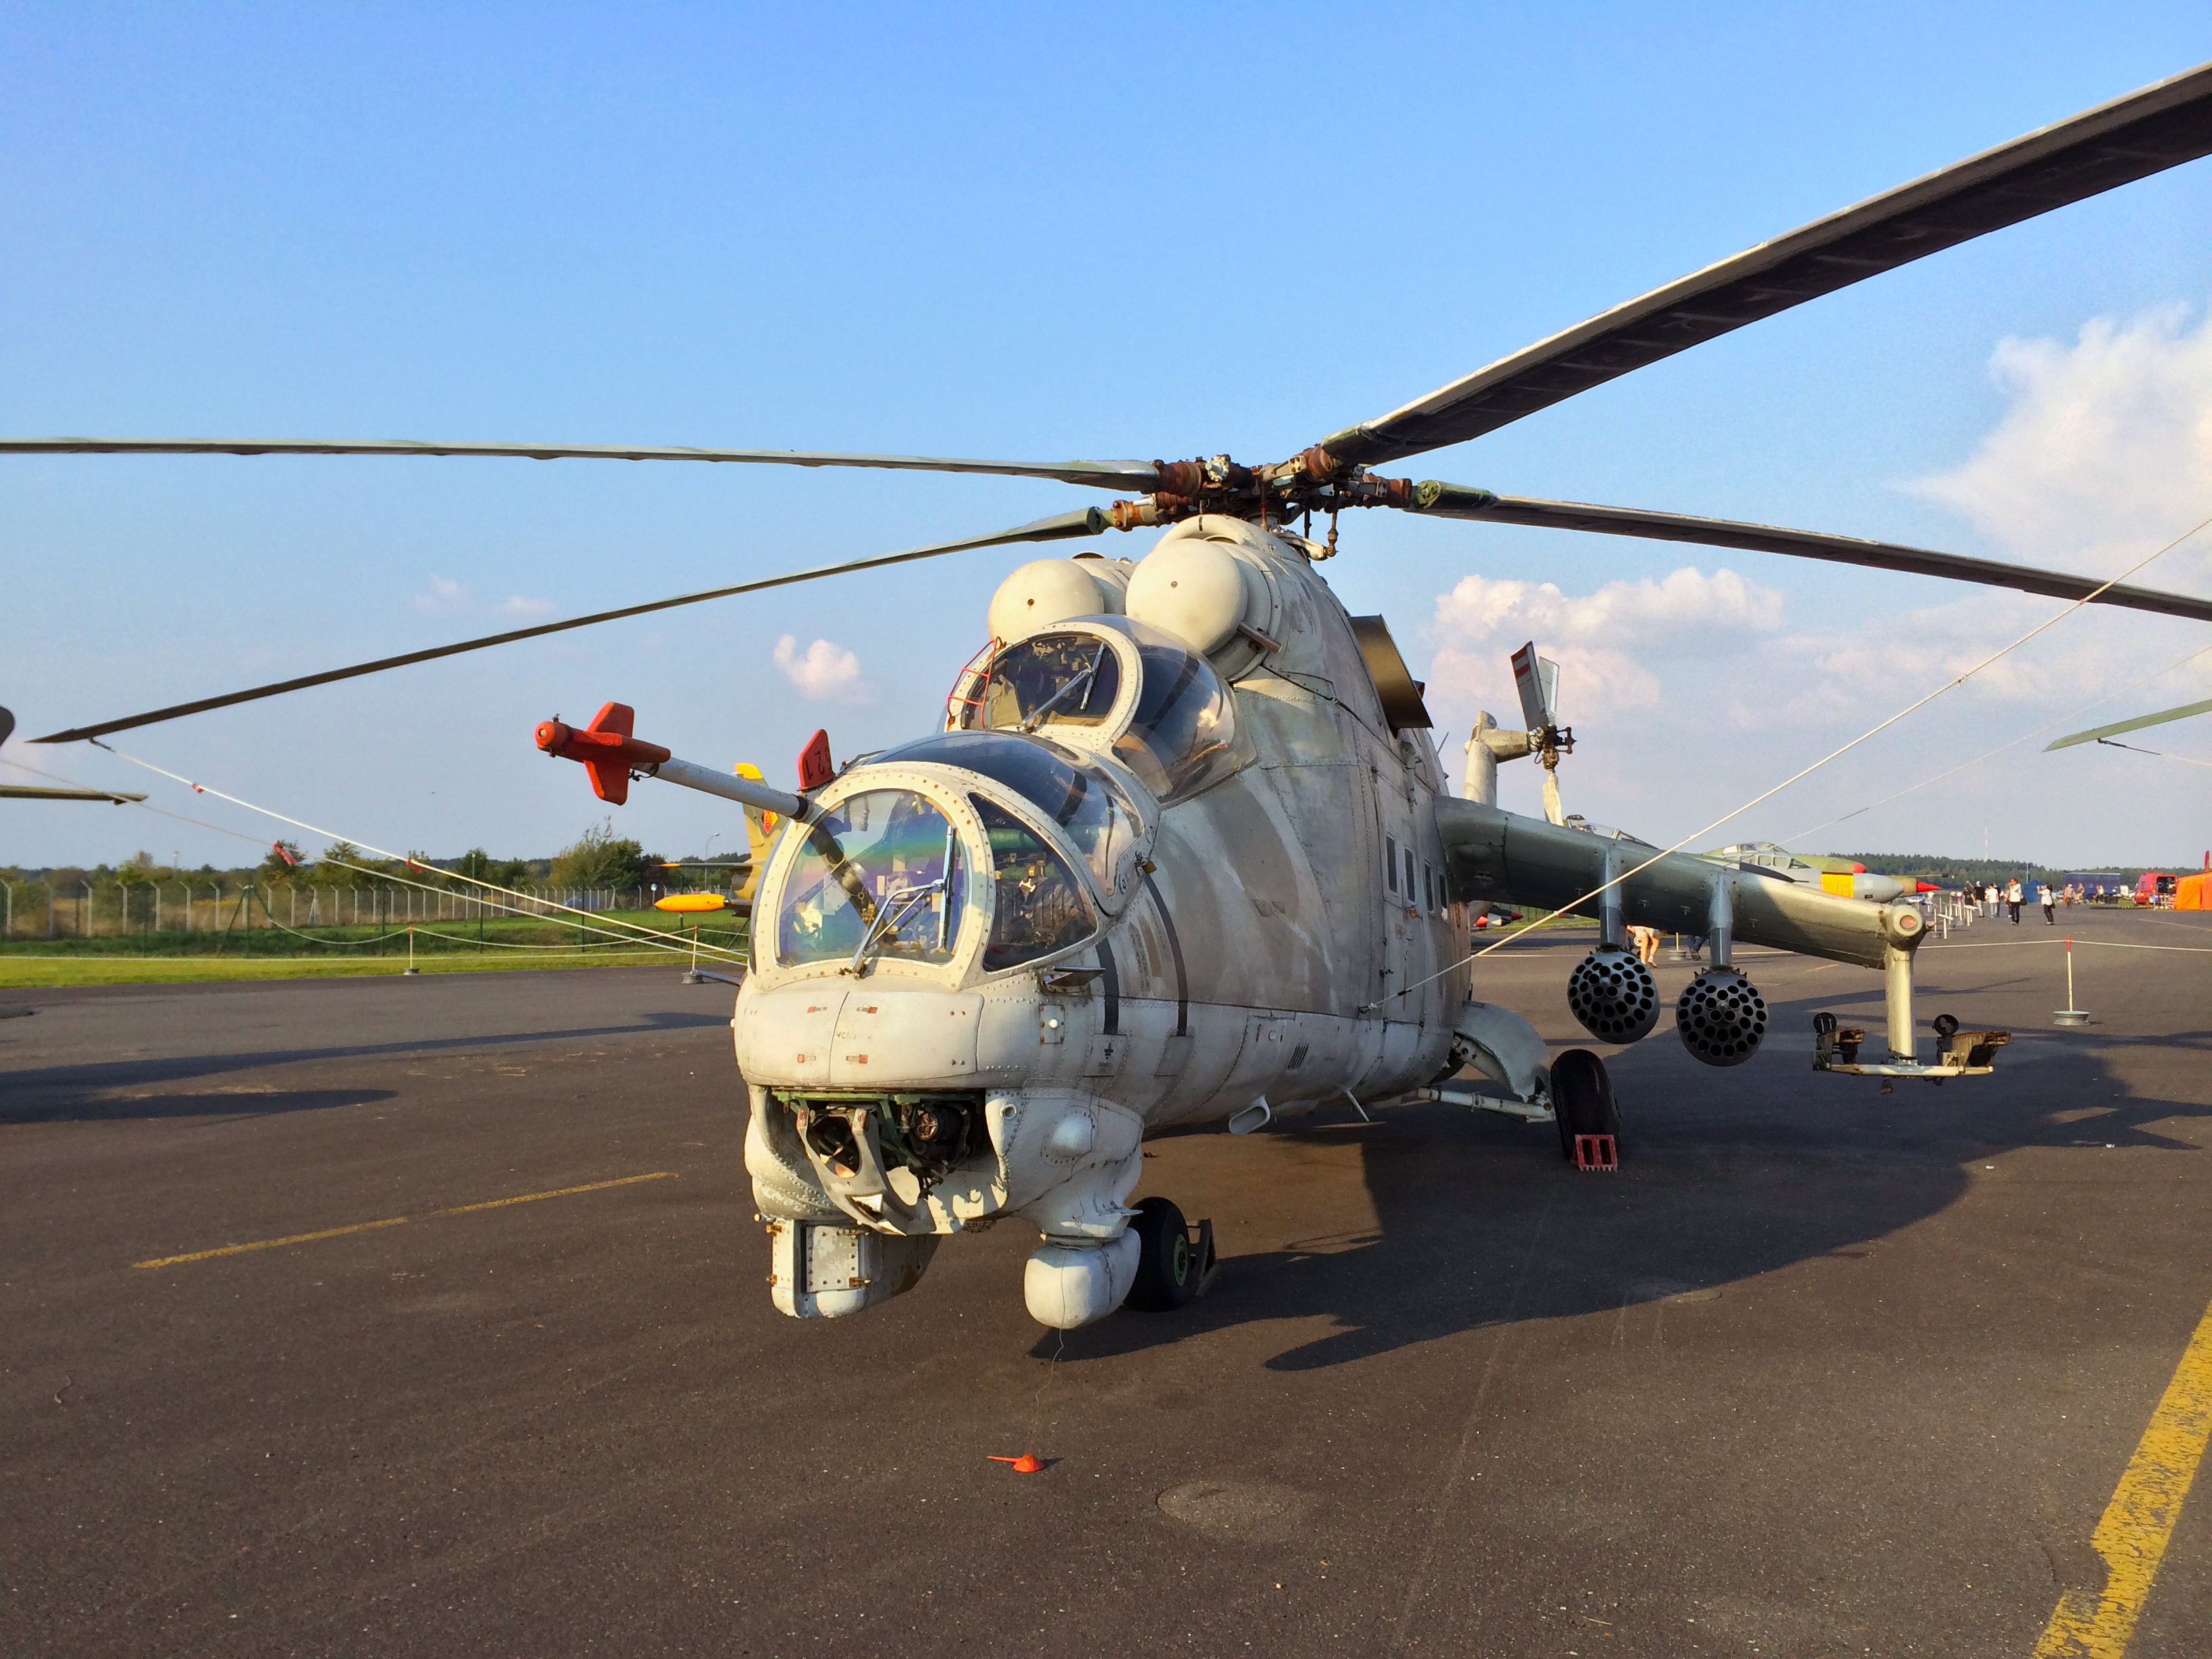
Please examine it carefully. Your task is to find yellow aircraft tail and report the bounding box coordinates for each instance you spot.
[733,764,779,905]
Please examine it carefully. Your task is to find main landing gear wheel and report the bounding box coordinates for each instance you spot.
[1125,1195,1199,1311]
[1551,1048,1621,1164]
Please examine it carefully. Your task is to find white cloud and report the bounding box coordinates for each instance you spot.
[498,594,554,619]
[1408,306,2212,856]
[1909,303,2212,576]
[1425,566,1785,718]
[772,634,876,703]
[410,575,470,614]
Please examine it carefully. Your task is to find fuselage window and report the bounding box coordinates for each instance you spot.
[972,796,1095,971]
[1385,834,1399,893]
[775,790,966,968]
[1115,638,1237,803]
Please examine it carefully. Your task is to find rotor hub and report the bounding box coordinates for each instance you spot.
[1109,451,1415,534]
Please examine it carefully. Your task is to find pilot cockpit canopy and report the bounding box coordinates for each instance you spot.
[954,615,1244,805]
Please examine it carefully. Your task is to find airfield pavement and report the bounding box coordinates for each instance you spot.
[3,906,2209,1657]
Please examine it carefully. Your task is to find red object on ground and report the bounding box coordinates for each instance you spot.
[1574,1133,1618,1172]
[987,1454,1045,1473]
[798,729,834,792]
[534,701,673,806]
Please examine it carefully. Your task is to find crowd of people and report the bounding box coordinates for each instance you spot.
[1971,879,2127,924]
[1589,868,2160,960]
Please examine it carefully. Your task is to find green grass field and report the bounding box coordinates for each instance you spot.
[0,908,749,987]
[0,904,1577,988]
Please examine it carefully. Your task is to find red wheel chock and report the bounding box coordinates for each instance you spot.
[1574,1134,1618,1172]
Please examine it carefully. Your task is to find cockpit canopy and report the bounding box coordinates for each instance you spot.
[767,730,1153,979]
[876,730,1143,897]
[955,615,1243,805]
[775,789,968,970]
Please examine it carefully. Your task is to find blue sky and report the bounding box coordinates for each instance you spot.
[4,3,2209,870]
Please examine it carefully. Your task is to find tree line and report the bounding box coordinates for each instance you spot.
[3,819,669,901]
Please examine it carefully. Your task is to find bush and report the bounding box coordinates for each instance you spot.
[550,820,649,890]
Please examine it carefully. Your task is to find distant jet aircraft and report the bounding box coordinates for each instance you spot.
[1700,842,1937,903]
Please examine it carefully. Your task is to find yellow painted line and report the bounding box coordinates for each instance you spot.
[133,1172,678,1269]
[134,1216,408,1269]
[438,1171,676,1214]
[2033,1293,2212,1658]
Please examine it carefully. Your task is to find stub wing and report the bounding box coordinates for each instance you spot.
[1435,798,1922,970]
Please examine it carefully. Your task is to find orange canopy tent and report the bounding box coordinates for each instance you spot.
[2176,872,2210,911]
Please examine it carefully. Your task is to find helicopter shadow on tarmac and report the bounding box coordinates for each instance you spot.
[0,1008,731,1117]
[1045,987,2207,1371]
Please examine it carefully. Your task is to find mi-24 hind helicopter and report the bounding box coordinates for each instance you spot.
[18,62,2212,1330]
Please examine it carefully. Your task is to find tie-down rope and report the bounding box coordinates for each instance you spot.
[85,739,743,963]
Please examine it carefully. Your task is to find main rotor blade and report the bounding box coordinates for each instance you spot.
[1408,482,2212,624]
[2045,697,2212,751]
[0,437,1162,494]
[1318,61,2212,468]
[32,507,1108,744]
[0,784,148,802]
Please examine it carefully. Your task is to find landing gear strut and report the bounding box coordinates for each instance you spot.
[1124,1196,1218,1311]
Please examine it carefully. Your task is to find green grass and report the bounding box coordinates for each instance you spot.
[0,907,749,987]
[0,952,710,988]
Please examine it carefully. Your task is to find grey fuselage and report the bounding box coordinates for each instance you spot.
[733,518,1469,1262]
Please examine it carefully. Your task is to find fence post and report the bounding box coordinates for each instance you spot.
[80,882,91,939]
[1,880,11,941]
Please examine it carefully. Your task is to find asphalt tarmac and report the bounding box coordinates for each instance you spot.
[5,907,2209,1657]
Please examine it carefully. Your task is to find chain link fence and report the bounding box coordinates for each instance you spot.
[0,881,664,941]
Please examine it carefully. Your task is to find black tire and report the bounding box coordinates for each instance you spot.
[1124,1195,1197,1312]
[1551,1048,1622,1161]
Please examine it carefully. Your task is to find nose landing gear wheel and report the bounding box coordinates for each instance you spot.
[1551,1047,1621,1164]
[1125,1195,1200,1311]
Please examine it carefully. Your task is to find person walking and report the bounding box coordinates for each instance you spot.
[1985,882,2000,916]
[2007,877,2024,924]
[2040,881,2056,924]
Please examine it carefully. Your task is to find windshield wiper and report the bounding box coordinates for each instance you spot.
[844,878,947,975]
[1019,643,1107,733]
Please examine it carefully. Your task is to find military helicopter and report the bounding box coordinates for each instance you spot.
[16,62,2212,1330]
